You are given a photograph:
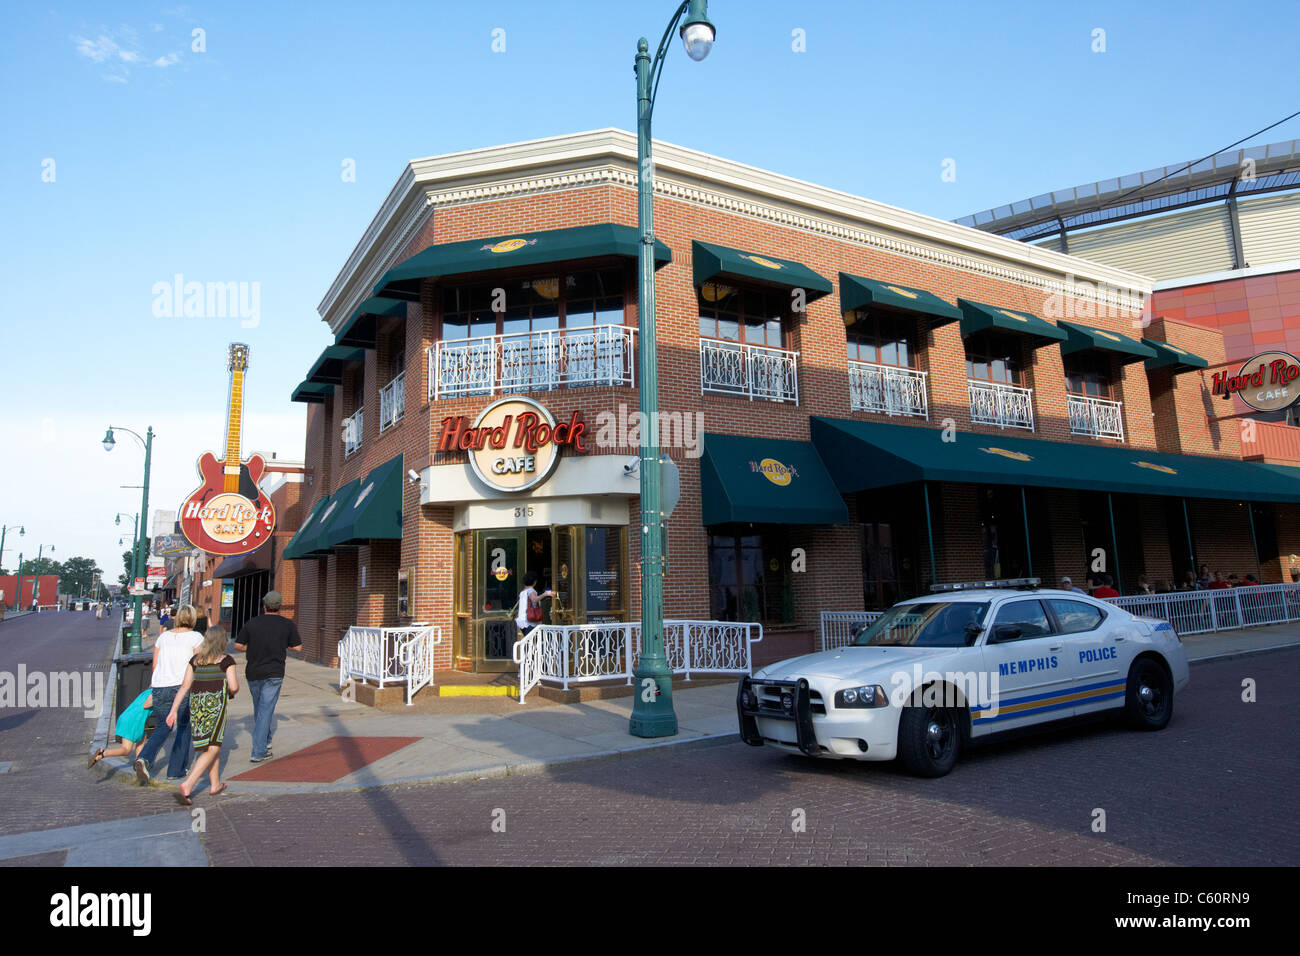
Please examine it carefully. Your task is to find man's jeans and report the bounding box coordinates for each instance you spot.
[136,685,191,778]
[248,677,283,759]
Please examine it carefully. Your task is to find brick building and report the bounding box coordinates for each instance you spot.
[283,130,1300,672]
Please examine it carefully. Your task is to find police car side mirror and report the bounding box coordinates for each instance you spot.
[990,624,1022,644]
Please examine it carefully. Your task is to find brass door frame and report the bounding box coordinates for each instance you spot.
[473,528,526,672]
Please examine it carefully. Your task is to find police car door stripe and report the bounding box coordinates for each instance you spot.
[971,681,1127,723]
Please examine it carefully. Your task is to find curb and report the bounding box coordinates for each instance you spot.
[1188,640,1300,664]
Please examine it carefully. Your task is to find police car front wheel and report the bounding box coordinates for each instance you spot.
[1124,658,1173,731]
[898,705,962,777]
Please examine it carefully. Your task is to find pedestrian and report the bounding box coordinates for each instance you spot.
[1059,576,1086,595]
[1093,575,1120,599]
[168,626,238,804]
[133,604,203,785]
[233,591,302,763]
[88,689,153,769]
[1208,571,1230,590]
[159,605,172,631]
[1135,574,1152,595]
[194,610,209,635]
[1198,565,1213,589]
[515,571,554,638]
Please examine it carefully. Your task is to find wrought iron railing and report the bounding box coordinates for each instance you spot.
[1068,393,1124,440]
[699,339,799,403]
[513,619,764,701]
[342,407,364,457]
[379,372,405,432]
[429,325,635,399]
[968,380,1034,430]
[338,624,443,706]
[848,361,928,419]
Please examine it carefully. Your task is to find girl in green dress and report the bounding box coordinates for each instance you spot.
[167,626,239,805]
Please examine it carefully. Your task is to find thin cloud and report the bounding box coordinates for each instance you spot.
[71,27,187,82]
[154,53,180,67]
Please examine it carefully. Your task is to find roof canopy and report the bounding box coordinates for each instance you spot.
[692,240,833,301]
[957,298,1067,346]
[839,273,963,326]
[1057,320,1157,364]
[700,434,848,526]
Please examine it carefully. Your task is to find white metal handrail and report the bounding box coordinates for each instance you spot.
[429,325,635,399]
[968,379,1034,430]
[1108,583,1300,636]
[819,610,884,651]
[1068,393,1124,441]
[848,361,928,419]
[700,339,799,403]
[338,624,443,705]
[342,407,364,457]
[379,372,406,432]
[513,619,763,702]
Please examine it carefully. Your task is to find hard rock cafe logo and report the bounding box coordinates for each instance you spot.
[493,566,510,581]
[1133,461,1178,475]
[886,286,919,299]
[979,447,1033,462]
[482,237,537,255]
[740,254,783,270]
[997,309,1030,323]
[1091,329,1122,341]
[438,396,587,492]
[752,457,797,486]
[1211,351,1300,413]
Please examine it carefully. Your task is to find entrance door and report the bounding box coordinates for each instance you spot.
[475,529,525,671]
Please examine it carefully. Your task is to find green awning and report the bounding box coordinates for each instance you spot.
[809,416,1300,503]
[291,381,333,404]
[958,299,1067,346]
[323,454,404,547]
[282,496,334,560]
[336,297,406,349]
[839,272,962,326]
[1143,338,1210,374]
[374,224,671,301]
[1058,320,1157,364]
[317,479,365,549]
[692,241,833,301]
[305,345,365,385]
[701,434,848,526]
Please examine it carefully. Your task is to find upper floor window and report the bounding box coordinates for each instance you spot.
[385,326,405,378]
[846,312,917,368]
[440,268,625,340]
[698,283,786,349]
[965,331,1024,385]
[1064,354,1114,399]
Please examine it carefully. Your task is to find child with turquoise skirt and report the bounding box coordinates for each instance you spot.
[87,689,153,768]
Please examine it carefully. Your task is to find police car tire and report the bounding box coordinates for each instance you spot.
[1124,658,1173,731]
[897,705,961,778]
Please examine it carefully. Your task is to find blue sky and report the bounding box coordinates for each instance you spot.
[2,0,1298,580]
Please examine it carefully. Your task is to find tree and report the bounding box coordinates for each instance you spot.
[59,556,102,596]
[17,557,61,578]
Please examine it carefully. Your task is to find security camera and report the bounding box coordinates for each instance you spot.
[407,469,421,484]
[623,458,639,476]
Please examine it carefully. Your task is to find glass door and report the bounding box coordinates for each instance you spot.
[474,529,525,671]
[552,525,576,625]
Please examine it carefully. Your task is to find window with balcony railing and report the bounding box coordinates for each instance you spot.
[379,372,405,432]
[846,312,927,418]
[698,282,799,403]
[1064,354,1123,440]
[966,331,1033,430]
[342,406,363,457]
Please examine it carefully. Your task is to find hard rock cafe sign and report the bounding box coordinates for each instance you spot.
[1211,351,1300,413]
[437,396,587,493]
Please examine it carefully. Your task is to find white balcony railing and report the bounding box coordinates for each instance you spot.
[1068,393,1124,441]
[848,361,929,419]
[342,407,363,457]
[699,339,799,403]
[379,371,405,432]
[968,380,1034,430]
[429,325,635,399]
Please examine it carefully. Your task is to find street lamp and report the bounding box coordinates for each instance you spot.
[104,425,154,653]
[0,523,23,585]
[23,543,55,609]
[629,0,715,739]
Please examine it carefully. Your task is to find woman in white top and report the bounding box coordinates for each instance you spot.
[133,604,204,784]
[516,572,554,637]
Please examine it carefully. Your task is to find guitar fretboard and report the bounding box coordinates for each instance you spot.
[224,369,244,492]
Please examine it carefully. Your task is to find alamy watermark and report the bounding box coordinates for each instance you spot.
[152,274,260,328]
[0,665,106,718]
[591,403,704,458]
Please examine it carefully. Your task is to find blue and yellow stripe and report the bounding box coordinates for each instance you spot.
[971,679,1127,724]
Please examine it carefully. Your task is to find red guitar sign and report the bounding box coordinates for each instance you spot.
[179,343,276,555]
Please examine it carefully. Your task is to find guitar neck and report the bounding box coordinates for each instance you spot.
[224,369,244,492]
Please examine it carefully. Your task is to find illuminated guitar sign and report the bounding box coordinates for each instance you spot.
[179,343,276,555]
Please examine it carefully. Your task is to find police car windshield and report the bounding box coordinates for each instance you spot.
[853,601,990,648]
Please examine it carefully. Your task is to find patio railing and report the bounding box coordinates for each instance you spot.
[342,407,364,457]
[968,380,1034,430]
[819,610,884,651]
[1108,583,1300,636]
[379,372,405,432]
[700,339,799,403]
[848,361,928,419]
[338,624,443,705]
[1068,393,1124,441]
[429,325,635,399]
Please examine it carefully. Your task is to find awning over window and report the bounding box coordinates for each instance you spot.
[291,381,333,404]
[809,416,1300,503]
[282,496,335,560]
[839,272,962,326]
[322,454,404,547]
[336,297,406,349]
[957,299,1067,346]
[1142,338,1210,374]
[212,542,273,579]
[374,224,672,301]
[701,434,848,526]
[1058,320,1157,364]
[692,241,833,301]
[317,479,365,550]
[305,345,365,385]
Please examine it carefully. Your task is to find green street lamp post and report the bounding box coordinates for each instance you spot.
[104,426,154,653]
[0,524,23,606]
[115,512,141,626]
[26,542,55,608]
[629,0,715,738]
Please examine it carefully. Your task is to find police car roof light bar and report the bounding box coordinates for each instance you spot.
[930,577,1041,593]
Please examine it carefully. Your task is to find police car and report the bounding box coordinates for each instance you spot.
[737,579,1189,777]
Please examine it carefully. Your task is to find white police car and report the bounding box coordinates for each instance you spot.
[737,579,1189,777]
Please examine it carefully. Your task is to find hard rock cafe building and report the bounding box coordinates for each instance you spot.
[282,129,1300,672]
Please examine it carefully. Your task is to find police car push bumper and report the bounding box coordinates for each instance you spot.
[737,675,903,760]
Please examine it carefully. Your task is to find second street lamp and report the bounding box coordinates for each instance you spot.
[104,426,154,653]
[628,0,715,739]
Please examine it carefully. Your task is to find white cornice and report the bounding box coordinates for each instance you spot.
[319,129,1153,333]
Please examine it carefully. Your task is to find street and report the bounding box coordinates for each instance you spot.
[2,610,1296,866]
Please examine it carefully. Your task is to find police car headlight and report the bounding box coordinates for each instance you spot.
[834,685,887,708]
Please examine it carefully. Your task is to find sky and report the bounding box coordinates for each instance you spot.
[1,0,1298,584]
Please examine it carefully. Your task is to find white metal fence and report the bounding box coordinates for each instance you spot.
[1068,394,1124,441]
[968,379,1034,430]
[819,610,883,651]
[1109,584,1300,636]
[379,372,405,432]
[699,339,799,403]
[513,619,763,702]
[429,325,635,399]
[342,407,364,457]
[338,624,443,705]
[848,361,928,419]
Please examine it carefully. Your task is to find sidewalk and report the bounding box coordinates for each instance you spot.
[92,620,1300,797]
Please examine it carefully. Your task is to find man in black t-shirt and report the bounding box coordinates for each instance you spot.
[234,591,302,762]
